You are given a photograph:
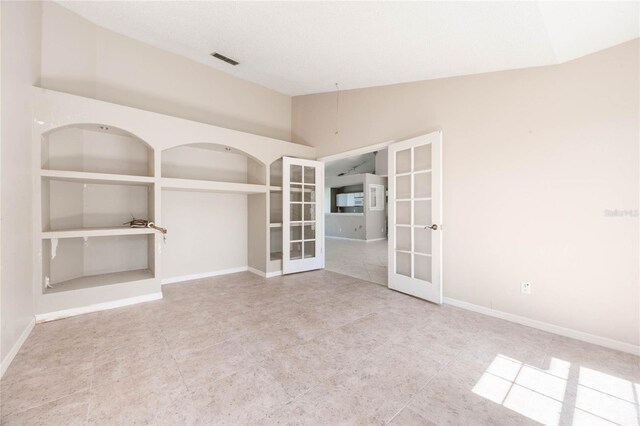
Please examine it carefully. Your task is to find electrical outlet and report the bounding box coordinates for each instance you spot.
[521,281,531,295]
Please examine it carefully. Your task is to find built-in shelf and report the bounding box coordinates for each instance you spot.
[44,269,154,294]
[161,178,266,194]
[41,169,154,186]
[34,88,318,317]
[42,227,155,240]
[270,251,283,261]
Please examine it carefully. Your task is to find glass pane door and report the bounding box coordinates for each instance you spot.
[388,132,442,303]
[283,157,324,274]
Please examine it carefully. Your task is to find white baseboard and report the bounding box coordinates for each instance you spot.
[443,297,640,356]
[35,292,163,323]
[327,236,386,242]
[161,266,248,285]
[248,267,282,278]
[1,317,35,378]
[248,267,265,277]
[326,236,366,241]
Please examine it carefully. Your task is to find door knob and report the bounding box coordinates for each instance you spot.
[426,224,438,230]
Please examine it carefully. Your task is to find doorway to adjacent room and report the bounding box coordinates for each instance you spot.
[321,145,390,286]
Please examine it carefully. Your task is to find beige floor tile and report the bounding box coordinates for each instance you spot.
[387,407,438,426]
[163,321,245,363]
[259,345,339,398]
[87,366,188,425]
[175,339,255,389]
[2,270,638,425]
[258,402,310,426]
[190,365,292,424]
[1,390,89,426]
[288,372,407,425]
[407,363,516,426]
[92,341,175,388]
[1,362,92,417]
[234,326,306,362]
[325,238,388,287]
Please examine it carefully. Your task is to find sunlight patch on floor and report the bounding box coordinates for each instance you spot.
[472,354,639,426]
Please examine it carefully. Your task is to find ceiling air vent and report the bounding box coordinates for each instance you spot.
[210,52,239,66]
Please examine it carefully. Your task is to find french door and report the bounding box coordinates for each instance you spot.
[388,131,443,303]
[282,157,324,274]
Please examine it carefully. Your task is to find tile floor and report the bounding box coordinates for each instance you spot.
[325,237,388,286]
[1,270,638,425]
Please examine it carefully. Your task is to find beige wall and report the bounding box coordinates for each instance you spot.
[293,40,640,347]
[162,191,248,279]
[40,2,291,142]
[1,1,42,363]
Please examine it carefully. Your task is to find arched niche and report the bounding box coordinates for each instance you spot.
[42,123,153,177]
[161,143,266,185]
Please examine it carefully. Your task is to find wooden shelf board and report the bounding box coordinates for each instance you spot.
[161,178,266,194]
[42,227,155,239]
[41,169,154,185]
[44,269,154,294]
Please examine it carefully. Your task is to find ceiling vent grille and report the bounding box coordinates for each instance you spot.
[210,52,239,66]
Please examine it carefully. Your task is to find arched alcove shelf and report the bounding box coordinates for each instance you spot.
[42,123,154,177]
[40,123,156,235]
[161,143,267,194]
[38,123,157,300]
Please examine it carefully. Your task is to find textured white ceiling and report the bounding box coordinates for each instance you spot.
[57,1,639,96]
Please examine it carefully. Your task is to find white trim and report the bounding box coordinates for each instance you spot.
[366,238,387,242]
[325,236,366,241]
[1,318,35,378]
[443,297,640,356]
[248,267,266,277]
[317,140,395,163]
[35,292,163,323]
[248,267,283,278]
[161,266,248,285]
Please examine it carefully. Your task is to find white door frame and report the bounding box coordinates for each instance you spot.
[317,140,395,164]
[387,131,443,303]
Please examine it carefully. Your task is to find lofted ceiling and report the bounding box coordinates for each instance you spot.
[57,1,639,96]
[325,152,377,177]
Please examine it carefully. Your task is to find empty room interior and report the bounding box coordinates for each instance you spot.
[1,1,639,425]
